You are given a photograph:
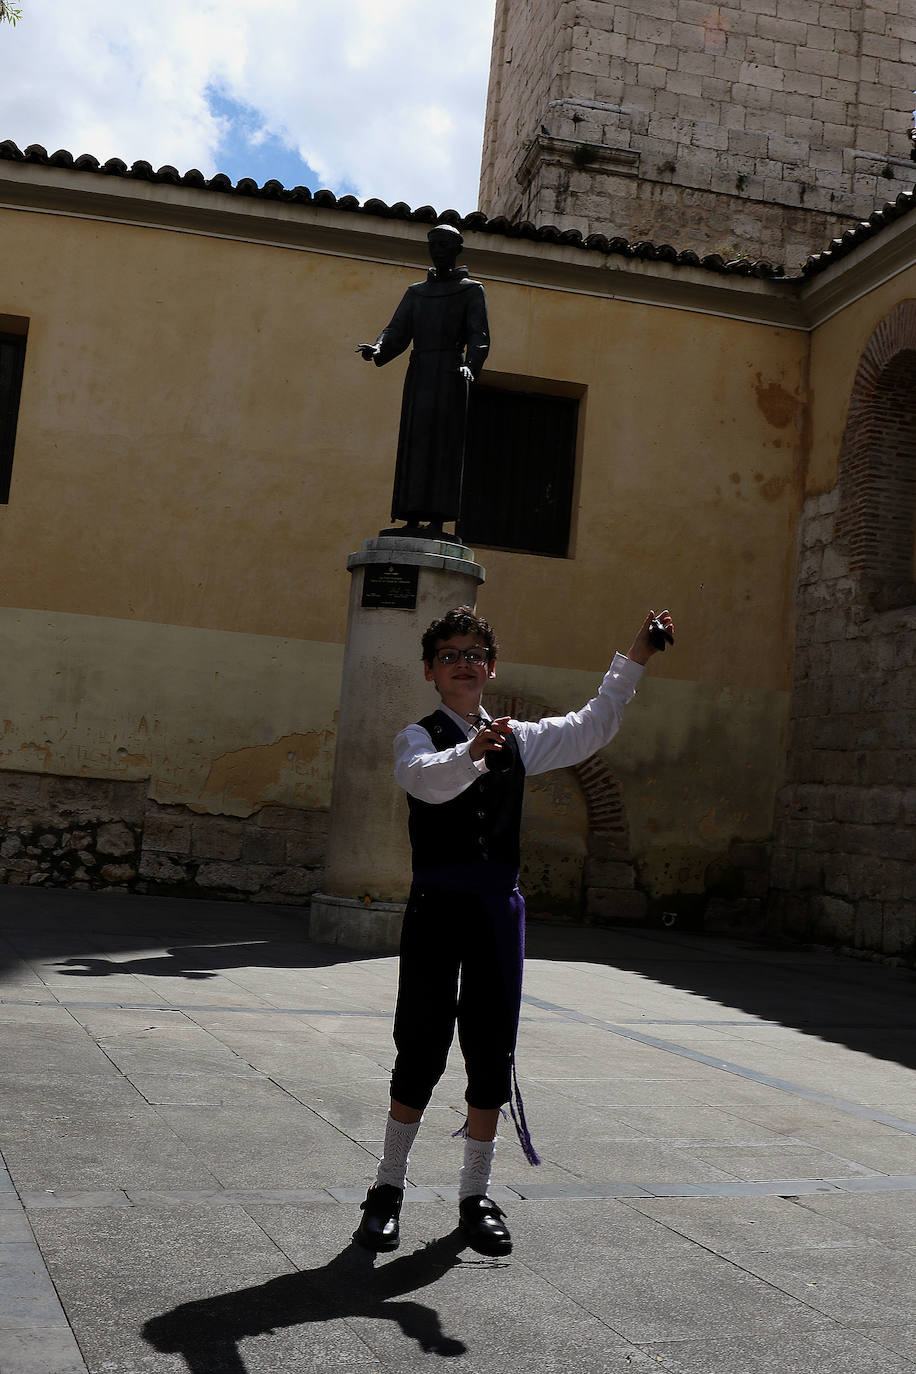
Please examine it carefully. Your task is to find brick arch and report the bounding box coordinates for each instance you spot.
[482,690,629,847]
[836,300,916,583]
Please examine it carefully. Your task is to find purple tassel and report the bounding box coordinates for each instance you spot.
[451,1118,469,1140]
[509,1060,541,1166]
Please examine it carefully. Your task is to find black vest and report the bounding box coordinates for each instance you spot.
[407,709,526,872]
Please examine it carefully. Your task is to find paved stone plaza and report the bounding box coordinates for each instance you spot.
[2,886,916,1373]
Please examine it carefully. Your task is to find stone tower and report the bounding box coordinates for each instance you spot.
[479,0,916,268]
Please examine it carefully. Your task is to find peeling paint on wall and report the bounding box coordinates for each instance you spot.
[202,729,335,816]
[0,607,344,817]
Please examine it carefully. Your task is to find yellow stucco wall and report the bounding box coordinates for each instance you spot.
[0,189,811,896]
[2,208,806,678]
[494,660,788,897]
[477,303,807,694]
[0,606,341,815]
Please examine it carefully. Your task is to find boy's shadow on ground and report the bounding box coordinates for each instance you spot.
[143,1230,503,1372]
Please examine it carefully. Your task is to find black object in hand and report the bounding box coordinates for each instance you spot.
[484,741,513,772]
[648,617,674,652]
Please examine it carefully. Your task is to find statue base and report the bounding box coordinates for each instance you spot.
[310,533,485,952]
[310,893,406,953]
[351,533,483,579]
[377,522,449,540]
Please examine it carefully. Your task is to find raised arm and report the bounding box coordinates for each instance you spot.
[516,610,674,776]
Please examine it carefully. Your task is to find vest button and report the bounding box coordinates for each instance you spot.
[478,835,487,846]
[477,809,486,820]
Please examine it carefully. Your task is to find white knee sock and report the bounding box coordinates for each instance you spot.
[459,1136,496,1200]
[375,1113,421,1190]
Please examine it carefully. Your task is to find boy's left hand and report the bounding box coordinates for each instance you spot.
[627,609,674,665]
[469,716,513,762]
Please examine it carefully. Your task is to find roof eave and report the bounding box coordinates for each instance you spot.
[0,154,805,330]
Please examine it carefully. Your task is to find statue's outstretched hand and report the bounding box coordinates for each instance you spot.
[355,344,379,361]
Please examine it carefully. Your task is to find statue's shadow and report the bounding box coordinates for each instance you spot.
[143,1229,504,1372]
[54,937,356,981]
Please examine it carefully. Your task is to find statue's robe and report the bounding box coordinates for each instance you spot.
[373,266,489,526]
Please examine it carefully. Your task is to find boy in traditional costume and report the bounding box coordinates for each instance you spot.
[356,604,673,1255]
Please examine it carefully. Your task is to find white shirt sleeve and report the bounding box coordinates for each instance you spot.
[393,723,486,804]
[393,651,643,803]
[513,652,644,776]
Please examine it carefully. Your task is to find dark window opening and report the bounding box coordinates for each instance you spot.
[0,332,26,504]
[459,384,579,557]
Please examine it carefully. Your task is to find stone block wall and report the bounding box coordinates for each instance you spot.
[0,762,656,926]
[771,491,916,959]
[766,303,916,960]
[481,0,577,218]
[699,838,772,933]
[480,0,916,267]
[0,770,328,906]
[0,759,652,924]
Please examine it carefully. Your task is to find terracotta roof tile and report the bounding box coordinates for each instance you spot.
[0,139,794,278]
[800,189,916,277]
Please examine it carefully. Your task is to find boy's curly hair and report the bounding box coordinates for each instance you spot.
[421,606,498,664]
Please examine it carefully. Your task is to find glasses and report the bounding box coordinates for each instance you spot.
[434,647,489,667]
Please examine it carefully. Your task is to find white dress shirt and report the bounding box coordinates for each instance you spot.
[394,651,643,805]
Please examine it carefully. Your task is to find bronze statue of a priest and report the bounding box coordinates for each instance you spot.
[357,224,489,535]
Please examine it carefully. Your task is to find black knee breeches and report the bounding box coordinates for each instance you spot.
[390,883,523,1112]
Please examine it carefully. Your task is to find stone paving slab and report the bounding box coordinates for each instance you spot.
[797,1185,916,1242]
[856,1323,916,1363]
[146,1102,377,1189]
[125,1073,293,1109]
[0,1067,145,1111]
[522,1133,741,1184]
[0,1326,90,1374]
[595,1102,789,1145]
[648,1325,916,1373]
[28,1205,301,1374]
[626,1193,890,1256]
[674,1140,881,1182]
[89,1025,268,1081]
[12,1174,916,1211]
[241,1202,656,1373]
[0,1240,72,1329]
[732,1241,916,1326]
[2,888,916,1373]
[0,1104,223,1194]
[526,1243,836,1346]
[782,1120,916,1174]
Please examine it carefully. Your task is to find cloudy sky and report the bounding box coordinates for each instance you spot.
[0,0,498,213]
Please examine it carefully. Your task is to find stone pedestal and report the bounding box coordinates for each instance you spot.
[310,534,485,952]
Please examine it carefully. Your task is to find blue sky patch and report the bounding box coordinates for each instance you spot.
[207,86,323,191]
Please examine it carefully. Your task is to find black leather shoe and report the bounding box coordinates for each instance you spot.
[355,1184,403,1252]
[458,1195,512,1255]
